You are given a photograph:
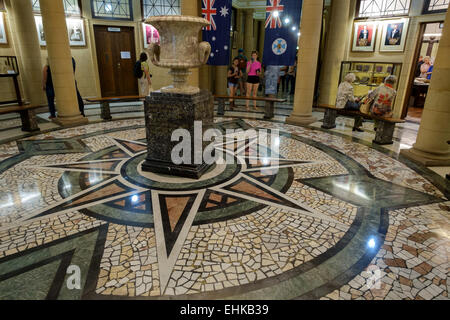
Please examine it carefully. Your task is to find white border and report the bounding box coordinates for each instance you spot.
[0,12,7,44]
[379,18,410,52]
[352,21,378,52]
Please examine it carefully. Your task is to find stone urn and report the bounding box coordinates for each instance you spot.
[145,15,211,94]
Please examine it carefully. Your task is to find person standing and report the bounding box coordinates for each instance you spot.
[277,66,288,93]
[136,52,152,96]
[227,58,242,110]
[245,51,261,111]
[43,57,85,118]
[419,56,433,79]
[287,60,297,95]
[72,57,85,117]
[234,48,248,96]
[42,58,55,119]
[264,65,281,99]
[415,56,424,77]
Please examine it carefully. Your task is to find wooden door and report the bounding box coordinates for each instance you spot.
[94,25,138,97]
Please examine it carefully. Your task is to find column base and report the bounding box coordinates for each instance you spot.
[142,159,212,180]
[53,114,88,126]
[400,148,450,166]
[286,113,318,126]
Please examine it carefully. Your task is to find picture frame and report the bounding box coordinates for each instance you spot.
[66,18,86,46]
[142,23,159,49]
[379,18,410,52]
[351,21,377,52]
[0,12,7,44]
[34,15,46,46]
[35,16,86,47]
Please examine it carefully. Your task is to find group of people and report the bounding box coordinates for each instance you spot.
[227,49,262,111]
[336,73,398,132]
[43,52,153,119]
[227,49,297,111]
[416,55,434,80]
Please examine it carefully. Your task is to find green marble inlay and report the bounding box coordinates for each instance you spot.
[0,260,61,300]
[0,227,102,300]
[302,175,441,208]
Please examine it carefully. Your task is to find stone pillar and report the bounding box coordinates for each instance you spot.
[182,0,200,88]
[236,9,244,53]
[286,0,323,126]
[244,9,254,58]
[214,66,228,95]
[400,9,450,166]
[317,0,351,106]
[10,0,46,105]
[40,0,87,126]
[253,19,258,54]
[258,20,265,62]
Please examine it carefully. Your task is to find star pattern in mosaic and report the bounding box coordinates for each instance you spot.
[0,118,448,300]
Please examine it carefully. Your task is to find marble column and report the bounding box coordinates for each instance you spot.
[40,0,87,126]
[286,0,323,126]
[215,66,228,95]
[400,9,450,166]
[181,0,200,88]
[253,19,258,54]
[10,0,46,105]
[317,0,351,106]
[258,20,265,62]
[236,9,244,54]
[244,9,254,58]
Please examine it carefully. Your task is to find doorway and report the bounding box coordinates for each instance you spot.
[94,25,138,97]
[403,22,444,122]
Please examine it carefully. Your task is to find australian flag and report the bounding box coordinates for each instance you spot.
[263,0,302,66]
[202,0,232,66]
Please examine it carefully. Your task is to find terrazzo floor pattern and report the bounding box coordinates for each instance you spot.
[0,116,448,300]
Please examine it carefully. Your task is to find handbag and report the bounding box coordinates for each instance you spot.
[359,96,373,114]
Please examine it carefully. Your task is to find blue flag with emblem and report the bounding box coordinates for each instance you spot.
[202,0,232,66]
[263,0,302,66]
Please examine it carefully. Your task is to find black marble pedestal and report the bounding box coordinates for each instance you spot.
[142,90,214,179]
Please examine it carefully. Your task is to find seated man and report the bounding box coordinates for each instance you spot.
[336,73,363,132]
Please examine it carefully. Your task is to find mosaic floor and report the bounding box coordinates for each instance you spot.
[0,118,448,300]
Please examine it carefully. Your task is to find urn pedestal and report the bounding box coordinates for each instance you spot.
[141,90,215,179]
[141,15,214,179]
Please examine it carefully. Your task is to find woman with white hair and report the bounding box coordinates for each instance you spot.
[368,75,397,130]
[419,56,433,78]
[336,73,363,132]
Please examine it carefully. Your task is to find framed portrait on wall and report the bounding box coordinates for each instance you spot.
[379,18,410,52]
[352,21,377,52]
[142,23,160,49]
[0,12,7,44]
[34,15,46,46]
[66,18,86,46]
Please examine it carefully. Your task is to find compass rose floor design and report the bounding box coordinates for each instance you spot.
[0,118,448,300]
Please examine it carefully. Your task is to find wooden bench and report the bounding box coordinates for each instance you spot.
[0,104,41,132]
[214,95,287,119]
[85,95,146,121]
[317,104,405,145]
